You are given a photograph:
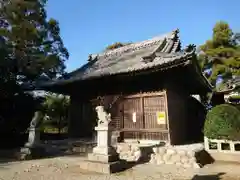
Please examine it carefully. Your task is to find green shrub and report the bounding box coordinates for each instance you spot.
[204,104,240,140]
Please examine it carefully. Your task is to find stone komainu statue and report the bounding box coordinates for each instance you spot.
[95,106,111,126]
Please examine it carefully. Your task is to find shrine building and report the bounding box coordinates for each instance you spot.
[39,30,213,145]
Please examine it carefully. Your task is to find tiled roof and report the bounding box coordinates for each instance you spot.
[37,29,211,90]
[66,30,181,81]
[67,51,192,82]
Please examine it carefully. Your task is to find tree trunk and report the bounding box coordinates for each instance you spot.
[58,117,61,134]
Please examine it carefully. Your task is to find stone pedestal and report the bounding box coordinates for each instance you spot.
[20,128,45,160]
[80,125,126,174]
[89,126,119,161]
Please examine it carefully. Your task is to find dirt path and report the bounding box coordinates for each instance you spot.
[1,157,240,180]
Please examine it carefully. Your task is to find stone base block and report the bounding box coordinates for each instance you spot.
[20,145,46,160]
[79,160,127,174]
[88,153,119,163]
[150,143,208,169]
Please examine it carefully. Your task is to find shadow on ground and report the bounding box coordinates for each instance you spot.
[191,173,226,180]
[112,145,155,173]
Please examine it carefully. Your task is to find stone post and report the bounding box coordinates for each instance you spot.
[20,111,45,160]
[25,127,40,147]
[204,136,210,151]
[80,106,125,174]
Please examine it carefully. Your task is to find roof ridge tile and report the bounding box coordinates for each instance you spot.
[91,30,179,59]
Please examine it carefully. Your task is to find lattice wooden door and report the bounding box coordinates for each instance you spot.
[121,93,169,141]
[143,95,168,140]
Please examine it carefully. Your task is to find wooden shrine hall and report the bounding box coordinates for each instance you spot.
[39,30,213,145]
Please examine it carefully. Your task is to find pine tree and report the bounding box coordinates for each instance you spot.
[199,21,240,88]
[0,0,69,135]
[0,0,69,87]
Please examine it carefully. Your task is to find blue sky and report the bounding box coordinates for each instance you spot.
[46,0,239,72]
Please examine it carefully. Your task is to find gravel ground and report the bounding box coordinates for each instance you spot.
[1,156,240,180]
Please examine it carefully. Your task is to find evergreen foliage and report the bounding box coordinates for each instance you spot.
[0,0,69,96]
[198,21,240,88]
[105,42,132,51]
[0,0,68,137]
[42,93,70,134]
[204,104,240,140]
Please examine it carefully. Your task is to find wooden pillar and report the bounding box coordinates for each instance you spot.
[68,96,95,138]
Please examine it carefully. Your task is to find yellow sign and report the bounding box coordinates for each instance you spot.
[156,111,166,125]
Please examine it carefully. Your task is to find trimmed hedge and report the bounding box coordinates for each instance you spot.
[204,104,240,140]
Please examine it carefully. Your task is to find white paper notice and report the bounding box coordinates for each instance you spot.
[132,112,136,123]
